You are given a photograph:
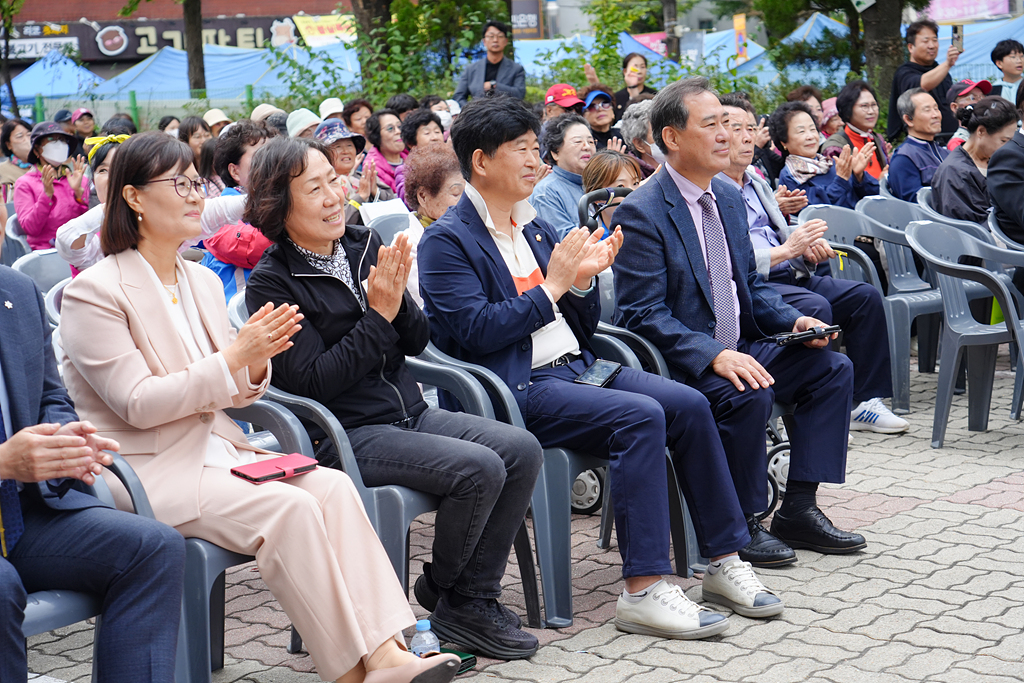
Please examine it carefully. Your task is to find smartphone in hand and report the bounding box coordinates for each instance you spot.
[952,25,964,53]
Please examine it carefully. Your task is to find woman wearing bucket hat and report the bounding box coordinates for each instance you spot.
[13,122,89,250]
[314,119,395,226]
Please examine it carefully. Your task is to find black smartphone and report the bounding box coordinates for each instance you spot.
[772,325,841,347]
[952,25,964,53]
[574,359,622,387]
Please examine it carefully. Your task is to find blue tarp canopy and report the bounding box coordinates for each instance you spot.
[939,13,1024,82]
[1,51,104,106]
[733,12,849,86]
[91,42,360,99]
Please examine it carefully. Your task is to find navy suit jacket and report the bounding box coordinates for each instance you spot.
[611,169,802,380]
[0,266,100,511]
[418,193,601,413]
[988,130,1024,245]
[452,57,527,106]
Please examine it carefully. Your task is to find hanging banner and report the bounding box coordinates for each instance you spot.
[291,15,356,47]
[510,0,544,40]
[734,14,748,64]
[926,0,1009,21]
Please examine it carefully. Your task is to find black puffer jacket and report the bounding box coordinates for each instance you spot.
[245,226,429,430]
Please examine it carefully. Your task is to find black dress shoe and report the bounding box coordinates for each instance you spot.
[415,563,522,628]
[738,515,797,567]
[430,594,538,660]
[770,506,867,554]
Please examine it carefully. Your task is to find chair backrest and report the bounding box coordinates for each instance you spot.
[597,270,615,324]
[987,207,1024,251]
[12,248,73,293]
[368,212,414,246]
[916,186,933,211]
[915,188,996,244]
[7,212,25,238]
[227,289,247,331]
[44,276,72,327]
[879,172,892,198]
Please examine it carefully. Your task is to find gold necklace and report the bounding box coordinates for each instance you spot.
[162,280,179,304]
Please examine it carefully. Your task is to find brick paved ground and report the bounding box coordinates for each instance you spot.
[27,352,1024,682]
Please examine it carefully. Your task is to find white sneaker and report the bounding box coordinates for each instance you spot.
[850,397,909,434]
[702,560,784,618]
[615,580,729,639]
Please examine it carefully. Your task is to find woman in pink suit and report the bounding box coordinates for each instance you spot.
[59,131,458,683]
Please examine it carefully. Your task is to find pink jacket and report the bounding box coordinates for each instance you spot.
[13,168,90,251]
[364,146,408,194]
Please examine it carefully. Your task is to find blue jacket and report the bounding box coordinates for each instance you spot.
[778,163,878,210]
[417,193,600,414]
[611,170,802,380]
[0,266,101,511]
[528,165,584,238]
[887,137,948,203]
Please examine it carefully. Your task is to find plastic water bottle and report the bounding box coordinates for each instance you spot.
[409,619,440,657]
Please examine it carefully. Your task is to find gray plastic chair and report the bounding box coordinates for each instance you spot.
[917,188,1000,245]
[44,276,71,327]
[988,209,1024,251]
[4,213,29,256]
[179,400,314,683]
[879,172,893,198]
[22,452,155,681]
[802,203,942,414]
[905,221,1024,447]
[368,212,413,246]
[12,248,73,294]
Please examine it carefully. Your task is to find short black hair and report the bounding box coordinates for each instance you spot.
[450,94,540,181]
[769,101,817,160]
[385,93,418,115]
[265,112,289,136]
[0,118,30,157]
[787,85,823,104]
[342,98,373,126]
[955,95,1018,134]
[483,20,510,40]
[245,137,331,245]
[836,80,878,123]
[649,76,714,152]
[719,93,756,118]
[420,94,444,110]
[157,115,179,132]
[992,39,1024,65]
[400,109,443,148]
[365,109,400,148]
[102,116,136,135]
[541,113,590,165]
[621,52,647,70]
[214,119,278,188]
[177,116,210,145]
[906,19,938,46]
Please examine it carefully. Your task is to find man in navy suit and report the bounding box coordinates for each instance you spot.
[419,94,785,641]
[0,266,184,682]
[612,77,867,563]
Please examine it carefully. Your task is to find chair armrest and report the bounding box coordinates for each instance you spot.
[419,343,527,428]
[405,356,495,419]
[104,451,156,519]
[596,322,672,377]
[827,241,886,294]
[226,400,315,458]
[590,333,643,370]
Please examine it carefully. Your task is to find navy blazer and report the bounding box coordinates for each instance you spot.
[0,266,100,511]
[418,193,600,413]
[988,130,1024,245]
[452,57,527,106]
[611,169,801,380]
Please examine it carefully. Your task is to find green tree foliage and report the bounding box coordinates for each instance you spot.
[0,0,27,112]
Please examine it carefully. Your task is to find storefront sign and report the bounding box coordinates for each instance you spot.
[510,0,544,40]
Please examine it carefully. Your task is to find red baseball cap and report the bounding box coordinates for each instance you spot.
[545,84,583,107]
[946,79,992,103]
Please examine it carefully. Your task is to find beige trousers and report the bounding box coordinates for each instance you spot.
[175,466,416,681]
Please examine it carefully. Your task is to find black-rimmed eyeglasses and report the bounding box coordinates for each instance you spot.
[145,175,209,198]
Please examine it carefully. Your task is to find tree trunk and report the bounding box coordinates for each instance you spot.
[861,1,904,103]
[844,6,862,76]
[351,0,391,81]
[183,0,206,94]
[663,0,679,62]
[2,31,17,115]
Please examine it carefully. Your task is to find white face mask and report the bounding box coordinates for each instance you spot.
[437,110,454,131]
[40,140,69,165]
[166,128,180,138]
[649,141,668,166]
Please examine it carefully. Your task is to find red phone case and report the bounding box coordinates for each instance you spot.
[231,454,318,484]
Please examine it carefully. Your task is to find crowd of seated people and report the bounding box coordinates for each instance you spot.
[15,14,1024,680]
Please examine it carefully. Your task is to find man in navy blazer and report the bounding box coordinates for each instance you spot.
[452,21,526,107]
[613,78,867,564]
[0,266,185,682]
[420,95,786,642]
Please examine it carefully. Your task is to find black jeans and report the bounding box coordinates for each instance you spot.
[331,409,543,599]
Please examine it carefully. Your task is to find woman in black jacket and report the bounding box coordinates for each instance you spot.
[243,137,543,663]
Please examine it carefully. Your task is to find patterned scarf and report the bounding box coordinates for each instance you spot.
[784,153,833,186]
[289,238,365,311]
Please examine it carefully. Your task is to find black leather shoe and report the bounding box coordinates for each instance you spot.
[770,506,867,554]
[430,594,538,660]
[415,563,522,628]
[738,515,797,567]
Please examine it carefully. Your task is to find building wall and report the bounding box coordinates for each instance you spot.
[16,0,351,23]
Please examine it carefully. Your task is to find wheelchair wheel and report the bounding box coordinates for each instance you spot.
[571,468,605,515]
[767,443,790,496]
[756,470,781,521]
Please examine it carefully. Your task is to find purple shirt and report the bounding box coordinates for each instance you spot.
[664,162,741,336]
[718,172,787,274]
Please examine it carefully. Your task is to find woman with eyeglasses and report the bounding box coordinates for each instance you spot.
[821,80,890,178]
[362,109,408,194]
[59,131,461,683]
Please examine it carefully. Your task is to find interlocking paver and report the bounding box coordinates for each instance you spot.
[25,345,1024,682]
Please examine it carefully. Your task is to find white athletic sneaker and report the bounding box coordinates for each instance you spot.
[702,560,784,618]
[615,580,729,639]
[850,397,909,434]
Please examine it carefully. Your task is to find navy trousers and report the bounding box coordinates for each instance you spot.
[769,271,893,404]
[680,340,853,518]
[0,489,185,683]
[523,352,749,577]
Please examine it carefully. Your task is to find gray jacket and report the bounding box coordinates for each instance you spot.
[453,57,526,106]
[745,167,814,279]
